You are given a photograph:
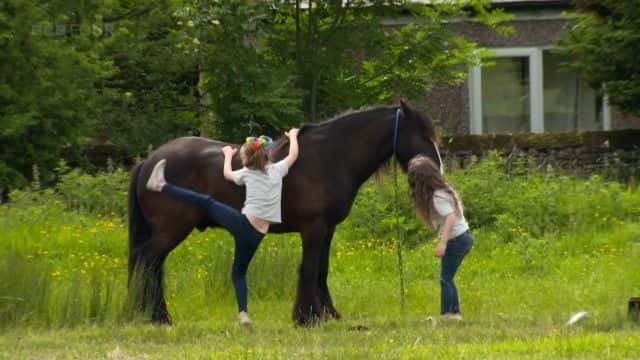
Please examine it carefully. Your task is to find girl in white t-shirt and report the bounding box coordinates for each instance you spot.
[408,155,473,321]
[146,129,299,327]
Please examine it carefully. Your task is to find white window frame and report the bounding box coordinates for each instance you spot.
[469,47,611,134]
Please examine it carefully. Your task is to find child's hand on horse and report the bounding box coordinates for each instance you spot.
[222,146,237,157]
[285,128,299,138]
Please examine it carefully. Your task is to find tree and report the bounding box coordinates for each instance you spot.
[270,0,507,121]
[558,0,640,115]
[1,0,508,190]
[0,1,112,188]
[180,0,507,135]
[0,0,204,189]
[178,0,303,141]
[95,0,203,153]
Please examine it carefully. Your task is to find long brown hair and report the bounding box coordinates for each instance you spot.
[240,143,269,172]
[407,155,463,228]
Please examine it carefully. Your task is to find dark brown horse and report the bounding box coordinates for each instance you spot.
[128,100,442,325]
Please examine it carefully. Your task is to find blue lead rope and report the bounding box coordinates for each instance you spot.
[392,108,401,155]
[391,107,406,311]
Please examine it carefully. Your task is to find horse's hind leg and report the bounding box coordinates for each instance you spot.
[131,229,188,325]
[129,241,171,324]
[316,227,341,320]
[147,252,171,324]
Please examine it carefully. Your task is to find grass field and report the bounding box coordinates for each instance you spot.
[1,163,639,358]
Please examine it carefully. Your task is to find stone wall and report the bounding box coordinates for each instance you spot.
[440,129,640,179]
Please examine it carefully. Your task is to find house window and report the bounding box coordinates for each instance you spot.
[482,57,530,133]
[543,51,602,132]
[469,47,609,134]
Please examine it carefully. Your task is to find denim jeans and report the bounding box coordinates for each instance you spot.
[440,230,473,315]
[162,183,264,312]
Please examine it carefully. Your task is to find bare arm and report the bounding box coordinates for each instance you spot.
[222,146,237,182]
[435,213,457,257]
[284,128,299,168]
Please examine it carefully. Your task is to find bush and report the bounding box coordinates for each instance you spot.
[344,152,640,247]
[8,161,129,218]
[447,152,640,242]
[55,166,129,218]
[6,154,640,246]
[342,170,432,248]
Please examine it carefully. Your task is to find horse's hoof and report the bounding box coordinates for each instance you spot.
[348,325,370,331]
[324,308,342,320]
[293,312,322,327]
[295,318,321,327]
[151,314,172,326]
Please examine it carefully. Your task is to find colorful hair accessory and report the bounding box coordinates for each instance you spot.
[245,135,273,152]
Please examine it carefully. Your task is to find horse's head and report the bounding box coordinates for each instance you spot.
[394,99,442,173]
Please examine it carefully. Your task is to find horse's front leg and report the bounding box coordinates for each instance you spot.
[293,220,327,326]
[316,227,341,320]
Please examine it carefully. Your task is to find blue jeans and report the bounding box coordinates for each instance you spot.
[162,184,264,313]
[440,230,473,315]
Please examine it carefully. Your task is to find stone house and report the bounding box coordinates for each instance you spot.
[411,0,640,135]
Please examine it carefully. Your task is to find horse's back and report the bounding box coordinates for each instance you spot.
[140,137,230,190]
[136,137,246,235]
[152,136,228,161]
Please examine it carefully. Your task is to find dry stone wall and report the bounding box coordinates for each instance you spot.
[440,130,640,179]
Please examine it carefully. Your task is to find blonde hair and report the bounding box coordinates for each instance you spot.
[407,155,463,228]
[240,143,269,172]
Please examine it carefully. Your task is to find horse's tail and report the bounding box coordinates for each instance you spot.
[128,161,151,282]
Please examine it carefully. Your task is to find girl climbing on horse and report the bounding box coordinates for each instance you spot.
[145,128,299,327]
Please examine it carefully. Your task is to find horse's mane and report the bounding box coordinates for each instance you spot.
[270,104,440,157]
[419,109,441,147]
[299,106,391,134]
[270,106,388,156]
[302,104,439,143]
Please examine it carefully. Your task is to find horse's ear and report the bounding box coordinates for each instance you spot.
[399,98,413,115]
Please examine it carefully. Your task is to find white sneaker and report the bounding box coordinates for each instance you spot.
[238,311,252,327]
[440,313,463,321]
[146,159,167,192]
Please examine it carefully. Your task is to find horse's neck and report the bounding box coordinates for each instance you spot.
[328,108,396,187]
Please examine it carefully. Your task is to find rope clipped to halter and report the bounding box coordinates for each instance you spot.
[245,135,273,152]
[392,108,406,311]
[392,108,401,154]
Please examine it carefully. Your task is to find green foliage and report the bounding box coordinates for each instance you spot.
[270,0,506,120]
[1,0,509,189]
[344,152,640,249]
[9,160,129,218]
[344,168,432,248]
[558,0,640,114]
[0,162,639,358]
[181,0,303,140]
[448,152,640,240]
[0,0,202,188]
[54,166,129,218]
[95,0,202,153]
[0,1,113,188]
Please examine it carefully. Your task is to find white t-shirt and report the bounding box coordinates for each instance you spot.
[432,189,469,239]
[232,160,289,223]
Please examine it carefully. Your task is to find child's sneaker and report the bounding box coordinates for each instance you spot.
[440,313,463,321]
[238,311,252,328]
[146,159,167,192]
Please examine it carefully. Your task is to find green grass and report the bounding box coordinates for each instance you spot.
[2,161,640,358]
[3,320,639,358]
[1,201,639,358]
